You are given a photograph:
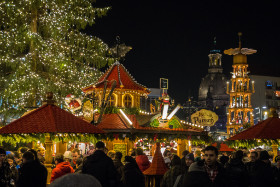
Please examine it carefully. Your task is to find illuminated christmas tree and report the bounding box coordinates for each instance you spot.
[0,0,115,120]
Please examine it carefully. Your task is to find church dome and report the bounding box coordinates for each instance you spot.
[199,73,228,100]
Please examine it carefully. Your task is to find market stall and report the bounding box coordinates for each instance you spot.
[0,93,105,183]
[227,108,280,162]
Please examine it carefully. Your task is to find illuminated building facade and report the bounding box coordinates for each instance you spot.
[250,75,280,123]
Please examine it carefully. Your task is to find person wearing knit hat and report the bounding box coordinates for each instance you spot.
[185,153,194,170]
[63,151,72,163]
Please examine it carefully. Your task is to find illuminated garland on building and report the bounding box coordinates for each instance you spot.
[0,0,115,120]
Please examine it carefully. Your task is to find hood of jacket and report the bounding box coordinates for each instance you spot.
[188,161,206,172]
[87,150,108,163]
[56,162,73,173]
[113,159,123,168]
[136,155,150,165]
[228,158,244,167]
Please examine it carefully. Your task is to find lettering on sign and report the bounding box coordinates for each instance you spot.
[113,143,127,160]
[191,109,218,126]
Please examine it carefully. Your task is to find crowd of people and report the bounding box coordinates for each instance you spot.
[0,142,280,187]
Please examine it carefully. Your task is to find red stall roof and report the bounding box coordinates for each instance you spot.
[82,62,150,93]
[228,117,280,140]
[0,104,105,134]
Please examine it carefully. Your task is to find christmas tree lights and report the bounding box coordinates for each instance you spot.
[0,0,115,121]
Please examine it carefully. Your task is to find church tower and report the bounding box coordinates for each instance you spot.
[198,38,229,130]
[224,33,256,136]
[208,37,223,74]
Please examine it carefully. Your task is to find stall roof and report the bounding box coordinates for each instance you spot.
[228,117,280,140]
[0,104,105,134]
[96,113,203,134]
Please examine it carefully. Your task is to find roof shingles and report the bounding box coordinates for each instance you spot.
[0,104,104,134]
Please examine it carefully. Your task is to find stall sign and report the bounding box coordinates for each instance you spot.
[113,143,127,160]
[191,109,218,126]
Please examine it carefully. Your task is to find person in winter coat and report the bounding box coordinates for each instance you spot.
[182,146,227,187]
[49,173,102,187]
[161,155,183,187]
[71,148,81,170]
[246,150,274,187]
[74,157,84,173]
[82,141,119,187]
[135,148,150,172]
[0,148,16,187]
[225,150,249,187]
[50,153,74,183]
[113,152,125,184]
[273,155,280,185]
[17,151,47,187]
[181,150,189,174]
[122,156,145,187]
[6,154,18,185]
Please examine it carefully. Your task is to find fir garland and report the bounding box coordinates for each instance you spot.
[0,133,101,146]
[226,139,280,148]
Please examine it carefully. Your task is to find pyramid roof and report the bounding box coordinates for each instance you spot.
[82,62,150,94]
[143,142,168,175]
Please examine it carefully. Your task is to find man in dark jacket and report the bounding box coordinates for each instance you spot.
[225,150,249,187]
[17,151,47,187]
[246,151,274,187]
[182,146,226,187]
[82,141,119,187]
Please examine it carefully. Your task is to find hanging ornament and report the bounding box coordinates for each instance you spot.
[153,133,158,141]
[65,94,82,112]
[113,134,119,140]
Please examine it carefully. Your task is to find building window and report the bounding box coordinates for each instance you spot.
[124,94,132,108]
[266,81,273,89]
[108,95,115,106]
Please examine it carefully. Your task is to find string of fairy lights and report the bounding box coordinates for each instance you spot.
[0,0,115,120]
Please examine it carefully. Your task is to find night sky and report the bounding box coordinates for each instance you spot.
[88,0,280,104]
